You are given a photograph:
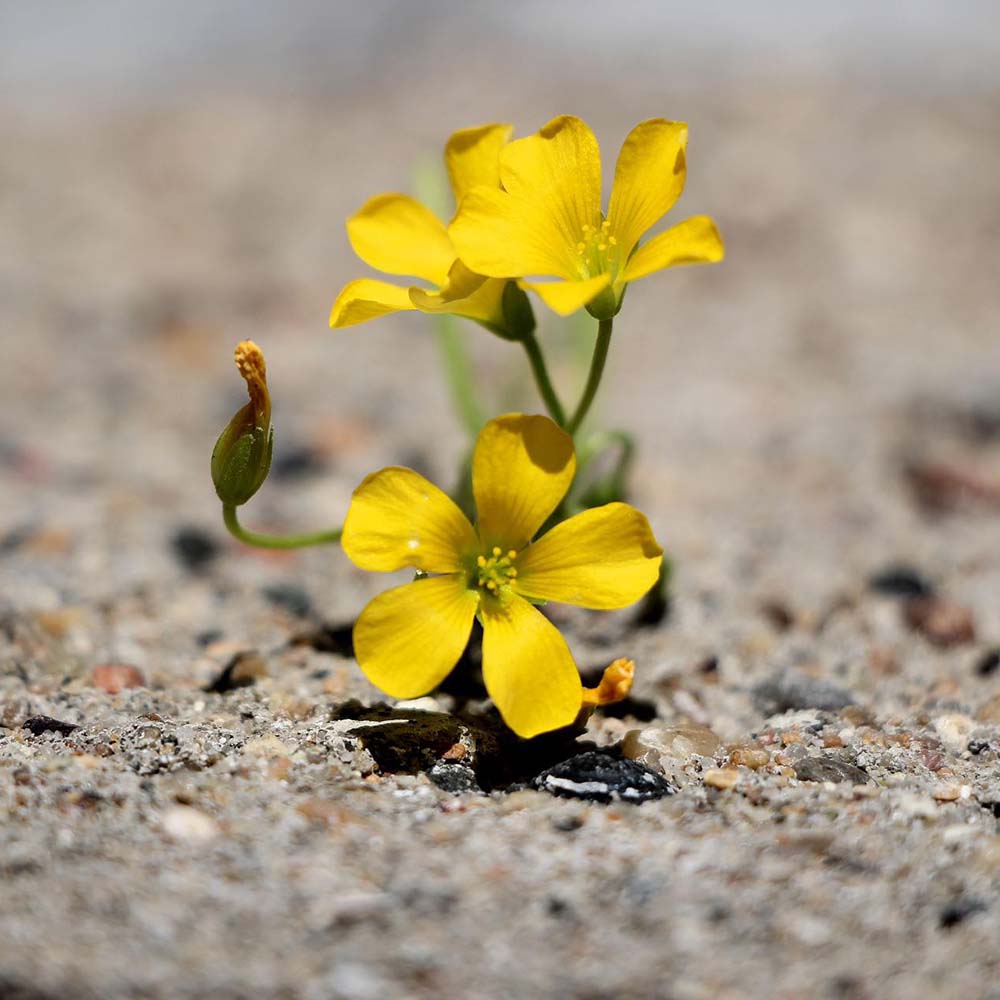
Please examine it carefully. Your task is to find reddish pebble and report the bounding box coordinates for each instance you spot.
[904,597,975,648]
[91,663,145,694]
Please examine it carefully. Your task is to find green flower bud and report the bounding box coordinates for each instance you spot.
[211,341,274,506]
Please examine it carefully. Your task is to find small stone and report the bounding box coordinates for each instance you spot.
[932,784,961,802]
[976,649,1000,677]
[940,899,987,929]
[532,752,675,803]
[621,724,721,770]
[753,670,854,714]
[428,762,479,794]
[205,651,268,693]
[161,805,219,843]
[904,597,975,648]
[979,694,1000,724]
[792,756,872,785]
[729,746,770,770]
[170,525,220,573]
[91,663,145,694]
[933,713,977,751]
[260,582,313,619]
[394,697,441,712]
[704,768,740,790]
[242,735,292,758]
[22,716,78,737]
[868,565,934,599]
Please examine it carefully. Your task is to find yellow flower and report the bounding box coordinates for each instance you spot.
[330,123,529,338]
[448,115,724,319]
[341,414,662,738]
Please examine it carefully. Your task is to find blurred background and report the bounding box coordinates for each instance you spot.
[4,4,1000,997]
[3,0,1000,661]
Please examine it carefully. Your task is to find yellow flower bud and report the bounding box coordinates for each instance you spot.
[211,341,274,507]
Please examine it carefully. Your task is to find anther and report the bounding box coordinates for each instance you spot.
[492,546,502,557]
[477,555,486,567]
[507,550,517,560]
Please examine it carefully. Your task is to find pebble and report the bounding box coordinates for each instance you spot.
[868,565,934,599]
[170,525,220,573]
[91,663,145,694]
[729,746,771,769]
[532,752,675,804]
[22,716,79,737]
[792,756,872,785]
[978,694,1000,724]
[752,670,854,714]
[976,649,1000,677]
[161,805,220,843]
[242,735,292,758]
[904,597,975,647]
[931,784,969,802]
[933,713,977,751]
[205,651,268,693]
[704,768,740,790]
[621,724,721,772]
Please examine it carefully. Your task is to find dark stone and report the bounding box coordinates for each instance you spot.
[552,814,585,832]
[868,565,935,599]
[196,629,223,647]
[170,525,220,572]
[290,622,354,657]
[428,761,480,794]
[270,445,326,480]
[532,751,675,804]
[261,583,313,619]
[968,740,991,756]
[204,651,267,693]
[940,898,987,929]
[753,670,855,714]
[760,600,795,631]
[793,755,872,785]
[22,716,78,737]
[976,649,1000,677]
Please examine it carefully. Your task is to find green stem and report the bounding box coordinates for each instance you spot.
[223,504,342,550]
[568,317,613,436]
[521,330,566,426]
[434,314,485,439]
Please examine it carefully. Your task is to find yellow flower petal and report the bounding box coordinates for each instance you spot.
[480,594,582,738]
[449,115,602,281]
[473,414,576,550]
[517,274,611,317]
[623,216,725,283]
[608,119,688,255]
[516,502,663,609]
[409,261,508,330]
[342,466,476,573]
[329,278,415,329]
[346,193,454,286]
[445,122,513,206]
[354,576,479,699]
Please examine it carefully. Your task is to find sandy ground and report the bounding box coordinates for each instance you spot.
[3,62,1000,999]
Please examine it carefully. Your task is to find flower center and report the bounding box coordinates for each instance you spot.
[575,219,619,279]
[475,546,518,595]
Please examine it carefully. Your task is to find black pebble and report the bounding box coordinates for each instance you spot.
[428,762,480,794]
[792,755,872,785]
[975,649,1000,677]
[940,899,986,929]
[261,583,313,619]
[532,751,675,804]
[22,716,79,737]
[868,565,934,599]
[170,526,220,572]
[270,445,326,480]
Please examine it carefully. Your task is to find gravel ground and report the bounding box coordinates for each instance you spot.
[3,60,1000,999]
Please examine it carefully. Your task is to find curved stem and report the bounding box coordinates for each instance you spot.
[521,330,566,426]
[568,317,613,435]
[223,504,342,550]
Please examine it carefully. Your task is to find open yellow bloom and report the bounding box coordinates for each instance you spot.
[342,414,662,738]
[330,122,526,337]
[449,115,724,319]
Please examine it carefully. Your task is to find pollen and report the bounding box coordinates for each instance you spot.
[574,217,621,279]
[474,546,520,595]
